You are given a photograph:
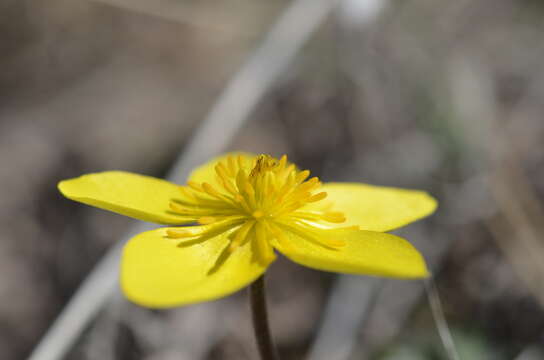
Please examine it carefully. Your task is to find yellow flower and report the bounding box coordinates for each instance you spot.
[58,153,437,308]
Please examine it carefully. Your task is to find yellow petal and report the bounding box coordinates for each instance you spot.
[188,152,258,185]
[316,183,437,232]
[58,171,191,225]
[121,227,269,308]
[275,228,428,278]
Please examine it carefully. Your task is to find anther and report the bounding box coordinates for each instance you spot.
[227,156,237,176]
[221,178,238,195]
[237,155,246,170]
[198,216,217,225]
[323,211,346,223]
[295,170,310,183]
[244,183,255,196]
[215,163,230,180]
[229,221,255,252]
[278,154,287,170]
[202,182,221,197]
[187,181,203,192]
[308,192,327,202]
[297,177,320,192]
[166,229,194,238]
[179,186,197,200]
[169,202,190,214]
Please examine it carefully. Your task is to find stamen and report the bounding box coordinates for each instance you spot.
[169,201,238,216]
[291,191,312,202]
[227,156,237,176]
[166,228,196,239]
[207,243,231,275]
[254,175,264,204]
[255,221,276,266]
[166,219,240,240]
[244,183,258,209]
[290,210,346,225]
[229,220,255,252]
[220,177,238,195]
[244,182,255,197]
[277,154,287,170]
[198,216,217,224]
[295,170,310,184]
[307,192,327,202]
[276,220,346,249]
[187,181,204,192]
[272,201,305,217]
[266,221,292,252]
[202,182,221,197]
[276,172,298,201]
[236,169,248,193]
[169,202,191,214]
[322,211,346,223]
[297,177,320,192]
[266,172,276,194]
[175,190,234,208]
[234,194,253,214]
[285,164,296,177]
[237,155,246,170]
[215,163,231,181]
[171,154,347,272]
[179,186,197,200]
[202,182,238,206]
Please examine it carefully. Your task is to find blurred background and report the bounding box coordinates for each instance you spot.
[2,0,544,359]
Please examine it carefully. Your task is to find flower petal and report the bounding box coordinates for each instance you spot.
[121,227,269,308]
[188,152,257,185]
[58,171,191,225]
[275,228,428,278]
[317,183,437,232]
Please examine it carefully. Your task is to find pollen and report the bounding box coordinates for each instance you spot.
[168,154,348,265]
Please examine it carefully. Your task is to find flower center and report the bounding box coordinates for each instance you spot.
[166,154,349,266]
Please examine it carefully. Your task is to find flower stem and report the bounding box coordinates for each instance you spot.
[249,275,280,360]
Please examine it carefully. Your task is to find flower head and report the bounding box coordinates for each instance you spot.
[58,153,437,308]
[168,154,351,266]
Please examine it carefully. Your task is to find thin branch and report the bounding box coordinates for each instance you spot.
[27,1,339,359]
[305,276,382,360]
[168,0,343,179]
[449,55,544,305]
[91,0,275,36]
[424,277,461,360]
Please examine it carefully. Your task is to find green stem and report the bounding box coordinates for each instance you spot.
[249,275,280,360]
